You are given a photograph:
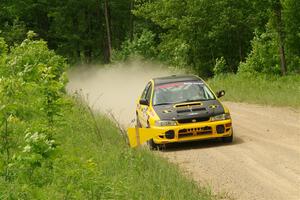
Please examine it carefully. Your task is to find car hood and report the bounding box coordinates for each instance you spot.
[152,100,225,121]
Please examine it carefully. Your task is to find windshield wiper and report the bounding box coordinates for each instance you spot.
[175,99,214,104]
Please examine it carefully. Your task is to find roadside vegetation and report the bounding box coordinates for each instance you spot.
[0,34,214,199]
[208,74,300,108]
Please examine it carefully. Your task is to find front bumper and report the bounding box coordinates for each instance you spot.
[151,119,232,144]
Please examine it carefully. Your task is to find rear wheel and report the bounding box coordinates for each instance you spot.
[136,113,142,128]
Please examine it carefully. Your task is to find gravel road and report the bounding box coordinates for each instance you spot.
[161,102,300,200]
[67,65,300,200]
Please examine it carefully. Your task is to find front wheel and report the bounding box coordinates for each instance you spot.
[147,139,162,150]
[222,132,233,143]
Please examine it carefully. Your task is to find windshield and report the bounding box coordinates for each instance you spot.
[153,81,215,105]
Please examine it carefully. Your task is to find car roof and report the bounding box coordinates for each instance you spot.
[152,75,203,85]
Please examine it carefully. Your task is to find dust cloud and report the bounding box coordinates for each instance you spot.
[66,59,179,127]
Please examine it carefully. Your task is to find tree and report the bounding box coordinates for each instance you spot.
[0,0,133,64]
[271,0,287,75]
[104,0,112,62]
[133,0,269,76]
[284,0,300,72]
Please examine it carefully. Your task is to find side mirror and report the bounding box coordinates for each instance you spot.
[216,90,225,98]
[139,99,149,106]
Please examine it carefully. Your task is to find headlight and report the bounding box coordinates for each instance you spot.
[210,113,231,122]
[155,120,177,126]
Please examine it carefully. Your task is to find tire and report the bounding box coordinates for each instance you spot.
[136,115,158,149]
[146,119,162,150]
[137,115,162,150]
[222,131,233,143]
[147,139,161,150]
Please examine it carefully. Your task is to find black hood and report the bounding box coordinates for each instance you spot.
[153,100,225,121]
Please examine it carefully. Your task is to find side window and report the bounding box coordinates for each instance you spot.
[145,83,152,103]
[141,82,151,99]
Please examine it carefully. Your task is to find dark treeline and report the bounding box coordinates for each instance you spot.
[0,0,133,63]
[0,0,299,76]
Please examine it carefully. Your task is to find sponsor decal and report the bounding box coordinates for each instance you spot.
[183,82,203,85]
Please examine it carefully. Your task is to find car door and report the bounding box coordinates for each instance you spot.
[137,82,152,127]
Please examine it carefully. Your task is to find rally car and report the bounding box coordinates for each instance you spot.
[135,75,233,148]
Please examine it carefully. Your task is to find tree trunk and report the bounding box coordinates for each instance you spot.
[273,0,287,75]
[104,0,112,62]
[129,0,134,41]
[85,9,92,63]
[237,30,243,62]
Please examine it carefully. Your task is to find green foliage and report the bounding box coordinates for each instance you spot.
[0,20,27,46]
[284,0,300,72]
[0,98,214,199]
[238,26,281,75]
[1,0,299,74]
[208,73,300,107]
[0,0,134,64]
[0,38,8,57]
[0,38,8,69]
[238,0,300,75]
[16,130,57,168]
[113,30,158,61]
[1,0,300,75]
[132,0,270,76]
[213,57,230,75]
[0,32,68,182]
[158,35,190,68]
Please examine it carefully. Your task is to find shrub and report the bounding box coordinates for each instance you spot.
[238,25,281,75]
[213,57,229,75]
[112,29,158,61]
[157,34,190,68]
[0,31,68,182]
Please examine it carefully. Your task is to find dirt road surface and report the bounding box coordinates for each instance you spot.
[67,64,300,200]
[162,102,300,200]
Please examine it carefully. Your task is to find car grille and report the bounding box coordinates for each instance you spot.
[178,126,212,138]
[177,117,210,124]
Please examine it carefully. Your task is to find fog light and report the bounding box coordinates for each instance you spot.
[216,125,225,134]
[165,130,175,139]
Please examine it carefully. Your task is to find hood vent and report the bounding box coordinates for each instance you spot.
[177,107,206,113]
[174,102,202,108]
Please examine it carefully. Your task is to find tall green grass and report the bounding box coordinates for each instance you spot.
[208,73,300,108]
[0,99,214,200]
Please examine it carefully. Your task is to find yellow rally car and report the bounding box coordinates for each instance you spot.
[133,75,233,148]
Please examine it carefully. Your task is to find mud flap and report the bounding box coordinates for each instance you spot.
[127,127,165,148]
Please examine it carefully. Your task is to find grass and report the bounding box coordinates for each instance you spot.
[0,98,214,200]
[207,73,300,108]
